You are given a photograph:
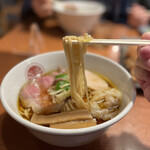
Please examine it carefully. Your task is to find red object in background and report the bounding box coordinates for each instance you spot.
[25,63,45,81]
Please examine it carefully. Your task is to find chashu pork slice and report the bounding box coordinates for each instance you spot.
[31,109,93,125]
[85,70,108,90]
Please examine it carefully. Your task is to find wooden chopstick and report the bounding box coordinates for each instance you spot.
[68,39,150,46]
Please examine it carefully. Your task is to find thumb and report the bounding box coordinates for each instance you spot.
[137,32,150,59]
[141,32,150,39]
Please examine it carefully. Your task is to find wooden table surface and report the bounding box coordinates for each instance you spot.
[0,21,150,150]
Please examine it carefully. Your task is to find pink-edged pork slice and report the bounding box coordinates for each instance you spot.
[19,75,64,115]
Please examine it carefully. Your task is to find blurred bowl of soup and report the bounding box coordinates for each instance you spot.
[53,1,106,35]
[0,51,136,147]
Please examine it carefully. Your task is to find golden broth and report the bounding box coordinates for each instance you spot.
[18,69,120,123]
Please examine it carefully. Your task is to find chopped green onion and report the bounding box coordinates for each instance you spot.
[60,83,70,88]
[63,86,70,91]
[55,74,68,80]
[55,81,70,90]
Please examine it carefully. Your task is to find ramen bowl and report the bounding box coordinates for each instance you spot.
[0,51,136,147]
[54,1,106,35]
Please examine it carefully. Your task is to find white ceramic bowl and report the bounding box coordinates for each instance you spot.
[54,1,106,35]
[0,51,136,147]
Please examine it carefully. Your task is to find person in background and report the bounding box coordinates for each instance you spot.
[99,0,133,24]
[127,1,150,28]
[134,32,150,102]
[99,0,150,28]
[22,0,150,28]
[21,0,53,21]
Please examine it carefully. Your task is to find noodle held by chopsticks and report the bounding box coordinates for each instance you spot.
[63,34,93,110]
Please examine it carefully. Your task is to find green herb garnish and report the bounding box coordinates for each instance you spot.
[55,81,70,91]
[55,74,68,80]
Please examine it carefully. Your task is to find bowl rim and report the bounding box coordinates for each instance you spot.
[0,51,136,135]
[54,1,106,16]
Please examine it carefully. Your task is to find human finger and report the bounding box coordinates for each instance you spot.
[137,45,150,59]
[141,32,150,39]
[137,32,150,59]
[134,66,150,81]
[143,85,150,102]
[136,57,150,71]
